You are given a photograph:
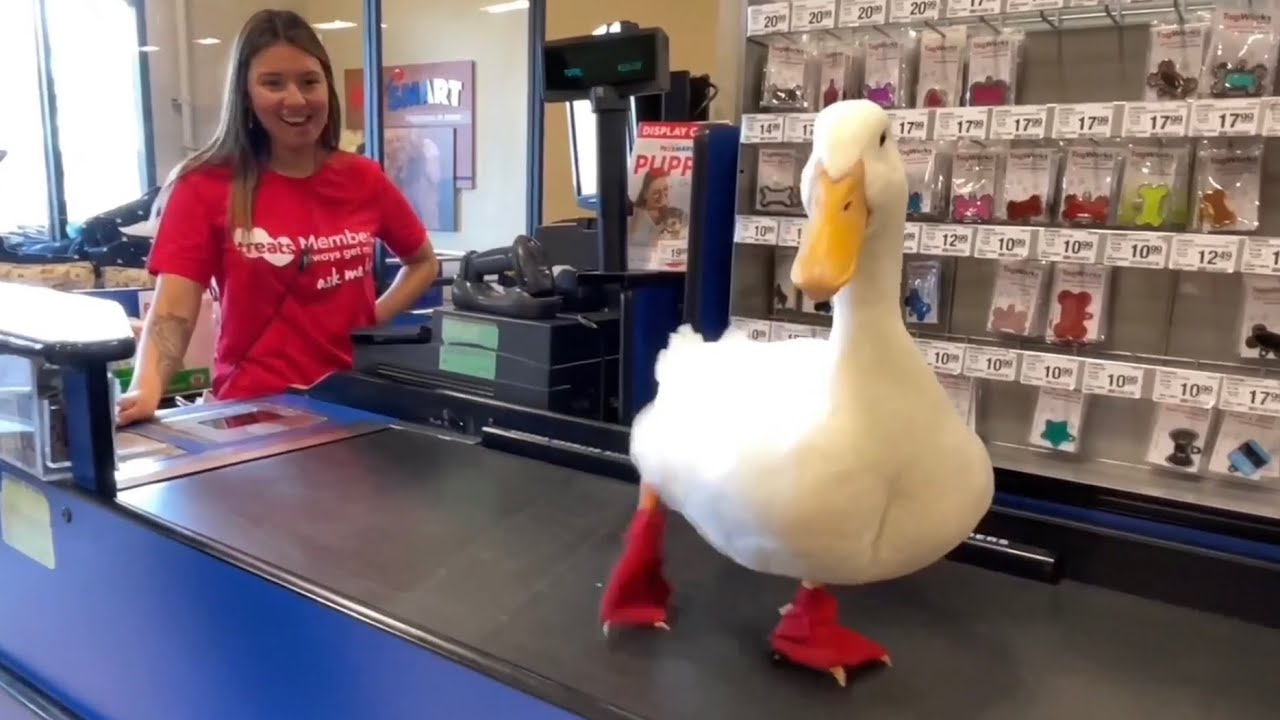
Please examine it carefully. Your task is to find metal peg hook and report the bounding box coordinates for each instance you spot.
[1174,0,1184,25]
[923,20,946,39]
[980,15,999,35]
[1104,4,1121,27]
[874,25,893,40]
[1039,11,1059,31]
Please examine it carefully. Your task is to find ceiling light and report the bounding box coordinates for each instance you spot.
[481,1,529,13]
[313,20,357,30]
[139,45,159,52]
[193,37,220,45]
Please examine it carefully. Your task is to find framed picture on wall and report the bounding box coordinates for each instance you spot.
[385,126,458,232]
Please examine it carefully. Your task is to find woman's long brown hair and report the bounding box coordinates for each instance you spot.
[157,9,341,233]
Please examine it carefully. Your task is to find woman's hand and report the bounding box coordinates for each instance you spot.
[115,382,163,427]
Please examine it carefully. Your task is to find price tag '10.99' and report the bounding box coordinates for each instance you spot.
[1019,353,1081,390]
[747,2,791,35]
[789,0,837,30]
[730,317,772,342]
[770,321,816,342]
[1038,228,1100,263]
[891,0,940,22]
[1082,361,1146,399]
[918,339,966,375]
[735,216,779,245]
[838,0,888,26]
[920,224,975,256]
[1152,368,1222,409]
[1169,234,1240,273]
[1220,376,1280,417]
[1240,237,1280,275]
[741,114,784,143]
[973,226,1034,260]
[1104,233,1169,269]
[902,223,921,254]
[963,346,1020,382]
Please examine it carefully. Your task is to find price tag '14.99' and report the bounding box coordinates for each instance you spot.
[741,114,784,143]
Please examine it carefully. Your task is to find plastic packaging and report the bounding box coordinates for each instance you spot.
[1145,403,1213,473]
[1144,17,1211,100]
[862,27,915,109]
[901,139,949,220]
[916,25,967,108]
[1058,145,1123,227]
[987,260,1051,338]
[1199,7,1280,99]
[937,374,979,430]
[998,145,1058,225]
[772,247,799,313]
[1192,139,1264,234]
[950,141,1004,224]
[819,47,853,109]
[903,259,943,325]
[1236,274,1280,359]
[1028,387,1087,454]
[1045,263,1111,346]
[964,30,1023,106]
[755,148,804,214]
[1115,142,1192,230]
[1208,411,1280,482]
[761,44,814,110]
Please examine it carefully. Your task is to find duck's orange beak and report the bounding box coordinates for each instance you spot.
[791,161,866,303]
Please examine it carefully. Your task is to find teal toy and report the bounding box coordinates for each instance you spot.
[1040,419,1076,449]
[1211,60,1268,98]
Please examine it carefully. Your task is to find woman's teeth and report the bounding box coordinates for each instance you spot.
[281,116,310,127]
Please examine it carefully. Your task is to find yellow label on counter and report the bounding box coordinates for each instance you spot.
[1,475,56,569]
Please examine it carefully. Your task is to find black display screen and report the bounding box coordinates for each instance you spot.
[543,30,667,99]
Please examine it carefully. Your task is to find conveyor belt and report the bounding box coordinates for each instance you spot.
[118,429,1280,719]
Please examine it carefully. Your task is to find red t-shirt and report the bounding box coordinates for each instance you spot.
[148,152,428,401]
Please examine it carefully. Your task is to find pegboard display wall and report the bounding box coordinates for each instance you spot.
[728,0,1280,521]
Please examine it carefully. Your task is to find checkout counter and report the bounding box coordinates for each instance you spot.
[3,283,1280,719]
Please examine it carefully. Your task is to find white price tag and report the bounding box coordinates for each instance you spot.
[783,113,816,143]
[770,321,816,342]
[1152,368,1221,409]
[1262,98,1280,137]
[1019,353,1082,390]
[1053,103,1115,139]
[838,0,888,26]
[1103,232,1169,269]
[919,224,975,257]
[741,114,785,143]
[947,0,999,16]
[918,339,966,375]
[1169,234,1240,273]
[963,346,1020,382]
[747,2,791,35]
[1082,360,1146,399]
[734,215,780,245]
[888,108,930,140]
[890,0,941,21]
[1006,0,1064,10]
[990,105,1050,139]
[1221,376,1280,417]
[815,327,831,340]
[935,107,990,140]
[1241,237,1280,276]
[777,217,806,247]
[730,317,773,342]
[790,0,838,30]
[974,226,1034,260]
[902,223,921,254]
[1037,228,1101,263]
[1191,98,1262,137]
[1123,102,1190,138]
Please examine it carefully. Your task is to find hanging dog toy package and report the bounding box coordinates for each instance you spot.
[986,260,1051,338]
[1198,7,1280,99]
[755,148,804,215]
[1192,138,1263,234]
[760,43,816,111]
[1145,403,1214,474]
[997,144,1059,225]
[1143,16,1210,100]
[903,259,943,326]
[1028,387,1089,454]
[860,27,914,109]
[901,139,950,220]
[1236,274,1280,360]
[915,24,967,108]
[818,40,854,109]
[1115,141,1192,230]
[1207,411,1280,484]
[964,29,1023,107]
[1044,263,1112,347]
[950,140,1005,224]
[1058,144,1123,227]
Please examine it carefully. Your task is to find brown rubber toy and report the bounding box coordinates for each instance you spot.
[1199,188,1238,230]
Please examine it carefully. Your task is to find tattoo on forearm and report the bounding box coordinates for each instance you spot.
[150,312,194,383]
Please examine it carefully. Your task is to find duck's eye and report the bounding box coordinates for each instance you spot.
[843,201,852,211]
[879,131,887,147]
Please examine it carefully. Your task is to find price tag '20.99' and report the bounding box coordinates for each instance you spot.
[891,0,940,22]
[747,2,791,35]
[838,0,887,26]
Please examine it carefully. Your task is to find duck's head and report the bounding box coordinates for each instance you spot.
[791,99,907,303]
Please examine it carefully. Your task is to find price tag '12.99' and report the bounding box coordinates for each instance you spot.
[747,2,791,35]
[1151,368,1221,409]
[919,224,974,256]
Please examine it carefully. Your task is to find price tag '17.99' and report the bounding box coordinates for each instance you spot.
[1054,103,1114,139]
[1123,102,1189,138]
[888,109,930,140]
[747,2,791,35]
[935,107,989,140]
[1241,237,1280,275]
[1220,376,1280,417]
[784,114,816,143]
[1082,361,1146,399]
[947,0,999,17]
[1019,353,1081,390]
[1191,98,1262,137]
[990,105,1050,139]
[1152,368,1221,409]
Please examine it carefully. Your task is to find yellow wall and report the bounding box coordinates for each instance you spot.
[541,0,744,224]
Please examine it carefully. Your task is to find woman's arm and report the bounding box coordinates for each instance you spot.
[375,243,438,325]
[116,274,204,425]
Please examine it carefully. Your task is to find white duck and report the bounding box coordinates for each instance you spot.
[599,99,994,686]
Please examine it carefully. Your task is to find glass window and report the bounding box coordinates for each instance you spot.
[45,0,149,230]
[0,0,52,237]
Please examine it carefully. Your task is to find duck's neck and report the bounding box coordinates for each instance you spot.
[827,212,907,352]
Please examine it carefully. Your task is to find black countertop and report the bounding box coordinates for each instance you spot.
[119,429,1280,720]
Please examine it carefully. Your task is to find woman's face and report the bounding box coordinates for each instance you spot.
[246,41,329,152]
[645,177,670,208]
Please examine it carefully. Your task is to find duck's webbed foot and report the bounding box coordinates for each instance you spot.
[600,485,671,636]
[769,582,891,686]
